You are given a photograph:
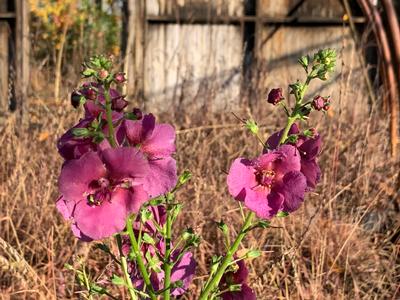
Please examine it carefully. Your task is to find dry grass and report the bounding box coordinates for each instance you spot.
[1,58,400,300]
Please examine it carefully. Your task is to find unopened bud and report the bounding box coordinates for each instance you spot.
[311,95,327,111]
[98,69,109,80]
[132,108,143,120]
[267,88,284,105]
[111,96,128,112]
[114,72,126,84]
[85,88,97,101]
[71,91,84,108]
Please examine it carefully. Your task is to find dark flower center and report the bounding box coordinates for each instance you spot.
[87,177,112,206]
[255,170,276,189]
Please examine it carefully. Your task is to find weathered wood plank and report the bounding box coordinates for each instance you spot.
[0,1,9,114]
[146,0,244,17]
[257,26,367,118]
[258,0,345,17]
[15,0,29,116]
[144,24,243,112]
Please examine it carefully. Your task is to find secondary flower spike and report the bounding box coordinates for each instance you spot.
[227,144,307,219]
[57,148,149,240]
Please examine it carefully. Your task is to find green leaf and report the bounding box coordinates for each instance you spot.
[72,127,90,138]
[64,263,74,271]
[256,220,270,229]
[277,211,289,217]
[245,249,261,259]
[142,233,156,245]
[245,119,259,135]
[216,220,229,236]
[111,274,126,286]
[178,170,192,185]
[82,68,96,77]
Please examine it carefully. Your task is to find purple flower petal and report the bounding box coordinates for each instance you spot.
[56,196,75,220]
[273,144,302,177]
[301,159,321,190]
[142,124,176,157]
[169,252,196,296]
[298,134,321,161]
[279,171,307,212]
[142,157,177,198]
[227,158,257,202]
[73,189,130,240]
[59,152,106,202]
[123,185,149,213]
[101,147,149,181]
[221,283,256,300]
[244,189,284,219]
[265,124,300,150]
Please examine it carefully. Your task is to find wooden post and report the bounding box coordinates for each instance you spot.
[124,0,146,106]
[15,0,29,120]
[0,1,9,114]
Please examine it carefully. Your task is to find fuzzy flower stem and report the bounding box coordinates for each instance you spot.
[104,83,117,148]
[116,234,138,300]
[279,74,312,145]
[126,216,158,300]
[163,198,173,300]
[199,212,255,300]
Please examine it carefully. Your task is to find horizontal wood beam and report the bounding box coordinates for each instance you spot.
[146,15,366,26]
[0,12,16,19]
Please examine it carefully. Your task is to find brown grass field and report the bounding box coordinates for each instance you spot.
[1,51,400,299]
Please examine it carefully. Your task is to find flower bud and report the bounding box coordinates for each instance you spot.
[311,95,326,111]
[98,69,109,80]
[111,96,128,112]
[114,72,126,84]
[132,108,143,120]
[85,88,97,100]
[267,88,284,105]
[71,91,83,108]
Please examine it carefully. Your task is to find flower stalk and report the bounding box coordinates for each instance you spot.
[199,211,255,299]
[104,83,117,148]
[126,216,158,300]
[163,196,173,300]
[116,234,138,300]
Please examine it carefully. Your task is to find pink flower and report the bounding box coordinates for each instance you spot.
[266,124,321,189]
[56,148,149,240]
[219,260,256,300]
[227,145,307,218]
[124,114,177,197]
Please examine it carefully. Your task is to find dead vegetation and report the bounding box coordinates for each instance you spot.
[1,54,400,300]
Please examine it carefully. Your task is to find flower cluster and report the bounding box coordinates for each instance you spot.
[227,49,334,220]
[55,58,177,241]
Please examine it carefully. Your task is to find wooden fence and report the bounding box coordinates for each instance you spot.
[123,0,367,112]
[0,0,29,118]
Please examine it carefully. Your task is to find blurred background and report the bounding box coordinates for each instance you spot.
[0,0,399,299]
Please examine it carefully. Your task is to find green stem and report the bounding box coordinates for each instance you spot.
[126,216,158,300]
[163,202,173,300]
[199,212,255,300]
[116,234,138,300]
[104,84,117,147]
[279,74,312,145]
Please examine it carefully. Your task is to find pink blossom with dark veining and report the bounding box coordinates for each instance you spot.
[219,259,256,300]
[265,124,321,189]
[227,145,307,218]
[56,148,149,240]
